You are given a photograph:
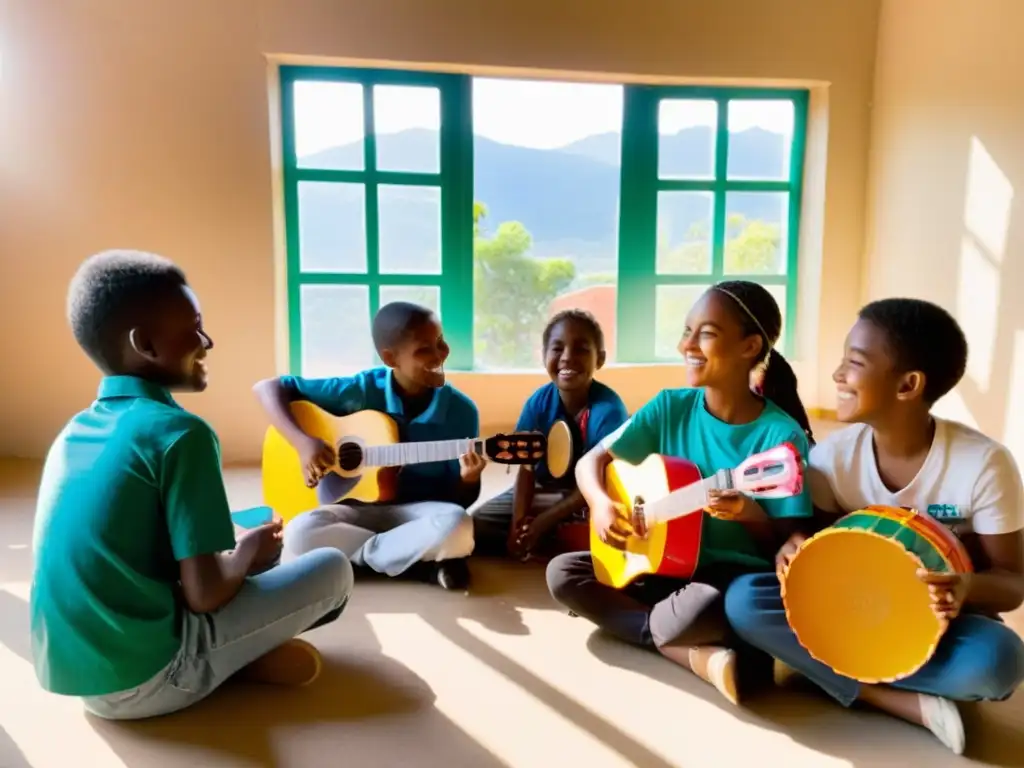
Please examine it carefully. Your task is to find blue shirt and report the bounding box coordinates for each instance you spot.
[609,388,812,571]
[31,376,236,696]
[516,380,629,489]
[278,367,480,506]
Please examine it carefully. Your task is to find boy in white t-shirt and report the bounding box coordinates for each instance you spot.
[725,298,1024,755]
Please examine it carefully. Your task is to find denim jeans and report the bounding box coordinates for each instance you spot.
[725,572,1024,706]
[83,548,353,720]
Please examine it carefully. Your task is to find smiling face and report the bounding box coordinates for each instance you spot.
[677,291,764,389]
[382,314,450,393]
[833,318,924,424]
[544,317,604,395]
[128,284,214,392]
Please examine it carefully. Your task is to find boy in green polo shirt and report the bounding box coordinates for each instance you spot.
[30,250,353,720]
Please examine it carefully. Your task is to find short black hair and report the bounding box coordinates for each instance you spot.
[371,301,436,353]
[542,308,605,352]
[858,298,968,403]
[67,249,188,373]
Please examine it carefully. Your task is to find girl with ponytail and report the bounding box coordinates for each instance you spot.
[547,279,814,708]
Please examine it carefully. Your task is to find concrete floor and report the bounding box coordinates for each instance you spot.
[0,450,1021,768]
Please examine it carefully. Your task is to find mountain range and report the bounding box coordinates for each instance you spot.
[295,126,790,276]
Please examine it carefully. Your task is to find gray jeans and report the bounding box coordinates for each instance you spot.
[283,501,474,576]
[546,551,747,649]
[82,548,353,720]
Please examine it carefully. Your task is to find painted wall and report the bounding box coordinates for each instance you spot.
[0,0,880,462]
[862,0,1024,467]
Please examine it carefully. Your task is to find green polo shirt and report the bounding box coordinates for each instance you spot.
[30,376,236,697]
[608,388,812,572]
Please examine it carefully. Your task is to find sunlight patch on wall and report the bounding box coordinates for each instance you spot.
[1002,330,1024,468]
[956,236,1000,392]
[956,136,1013,393]
[931,387,981,431]
[964,137,1013,264]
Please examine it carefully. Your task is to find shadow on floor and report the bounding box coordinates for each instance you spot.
[586,629,1024,767]
[425,611,679,768]
[0,725,31,768]
[88,612,510,768]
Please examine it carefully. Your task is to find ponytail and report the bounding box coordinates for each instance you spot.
[759,348,815,445]
[711,280,815,446]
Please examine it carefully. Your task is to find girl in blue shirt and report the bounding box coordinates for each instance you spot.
[473,309,629,559]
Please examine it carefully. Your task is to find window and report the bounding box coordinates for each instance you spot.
[617,88,807,362]
[279,67,808,375]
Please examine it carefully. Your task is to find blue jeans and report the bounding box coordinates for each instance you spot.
[82,548,353,720]
[725,573,1024,706]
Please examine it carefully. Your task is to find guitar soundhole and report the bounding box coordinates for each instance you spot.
[337,442,364,472]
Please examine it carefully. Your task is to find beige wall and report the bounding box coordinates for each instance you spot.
[0,0,880,462]
[863,0,1024,466]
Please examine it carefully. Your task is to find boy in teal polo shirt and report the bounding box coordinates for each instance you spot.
[31,250,353,720]
[254,301,484,591]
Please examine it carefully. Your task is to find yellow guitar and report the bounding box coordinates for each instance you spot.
[262,402,573,523]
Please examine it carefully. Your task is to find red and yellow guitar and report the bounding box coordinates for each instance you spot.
[592,443,805,588]
[262,402,573,523]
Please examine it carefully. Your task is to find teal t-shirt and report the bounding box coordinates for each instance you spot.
[30,376,237,697]
[608,388,812,571]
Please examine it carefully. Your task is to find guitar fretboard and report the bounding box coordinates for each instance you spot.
[363,439,483,468]
[643,470,733,526]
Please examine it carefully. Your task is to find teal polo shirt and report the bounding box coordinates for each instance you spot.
[30,376,236,697]
[608,388,812,572]
[515,380,629,490]
[278,367,480,506]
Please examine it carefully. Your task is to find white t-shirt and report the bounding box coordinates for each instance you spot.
[808,419,1024,537]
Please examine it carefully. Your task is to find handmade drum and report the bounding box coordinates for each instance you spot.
[781,505,973,683]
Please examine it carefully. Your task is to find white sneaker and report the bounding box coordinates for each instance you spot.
[919,694,965,755]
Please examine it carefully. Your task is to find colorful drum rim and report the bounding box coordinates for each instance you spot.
[780,504,974,684]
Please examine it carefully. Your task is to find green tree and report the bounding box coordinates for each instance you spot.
[653,215,783,357]
[656,215,781,276]
[473,202,575,368]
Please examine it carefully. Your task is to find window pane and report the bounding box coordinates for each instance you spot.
[655,285,710,359]
[377,185,442,275]
[658,99,717,179]
[300,285,375,376]
[723,192,789,276]
[373,85,441,174]
[656,191,713,275]
[472,77,624,369]
[297,182,367,273]
[293,81,364,171]
[379,285,441,318]
[726,100,794,181]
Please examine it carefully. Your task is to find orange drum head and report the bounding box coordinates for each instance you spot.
[782,528,944,683]
[546,420,573,479]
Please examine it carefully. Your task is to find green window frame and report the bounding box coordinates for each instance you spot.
[616,86,809,363]
[279,65,475,373]
[279,67,808,373]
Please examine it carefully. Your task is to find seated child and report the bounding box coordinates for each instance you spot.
[254,301,482,591]
[725,298,1024,755]
[473,309,629,559]
[547,281,815,704]
[30,250,353,721]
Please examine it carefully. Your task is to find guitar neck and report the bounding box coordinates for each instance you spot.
[642,469,734,527]
[363,439,483,468]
